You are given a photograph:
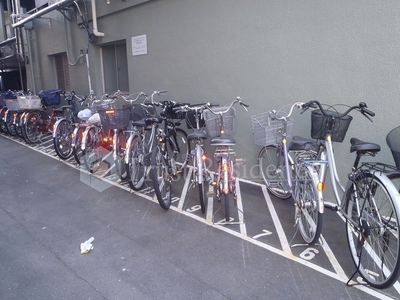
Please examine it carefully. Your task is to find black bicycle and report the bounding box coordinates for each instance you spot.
[151,98,190,209]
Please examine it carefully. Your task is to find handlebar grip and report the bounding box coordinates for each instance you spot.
[302,100,317,109]
[359,102,375,117]
[240,102,249,108]
[157,90,167,95]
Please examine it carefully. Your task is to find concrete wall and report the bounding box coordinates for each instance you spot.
[27,0,400,185]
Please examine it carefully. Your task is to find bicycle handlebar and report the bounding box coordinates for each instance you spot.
[302,100,375,122]
[205,97,249,115]
[268,102,304,121]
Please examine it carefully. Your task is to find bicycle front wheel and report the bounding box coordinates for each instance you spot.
[346,172,400,289]
[295,163,323,245]
[53,119,74,160]
[151,146,171,210]
[258,145,292,199]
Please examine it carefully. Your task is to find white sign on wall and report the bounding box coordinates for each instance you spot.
[132,34,147,56]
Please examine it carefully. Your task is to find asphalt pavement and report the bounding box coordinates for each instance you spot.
[0,135,392,300]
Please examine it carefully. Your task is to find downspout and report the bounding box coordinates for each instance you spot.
[25,28,36,94]
[91,0,104,37]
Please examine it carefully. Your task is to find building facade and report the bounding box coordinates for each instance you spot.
[1,0,400,181]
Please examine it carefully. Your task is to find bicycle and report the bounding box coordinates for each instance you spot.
[255,100,400,288]
[80,95,117,173]
[125,91,165,191]
[21,89,67,144]
[52,90,87,160]
[150,98,190,209]
[202,97,249,222]
[176,102,214,214]
[252,103,323,242]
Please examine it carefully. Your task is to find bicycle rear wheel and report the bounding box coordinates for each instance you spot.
[82,126,104,173]
[258,145,292,199]
[23,110,44,143]
[151,146,171,209]
[169,128,190,172]
[126,134,146,191]
[5,111,17,136]
[294,163,323,245]
[346,172,400,289]
[115,130,128,180]
[72,125,85,164]
[53,119,74,159]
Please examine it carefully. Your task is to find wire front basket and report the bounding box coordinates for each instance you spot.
[251,105,294,146]
[203,107,236,137]
[98,107,131,131]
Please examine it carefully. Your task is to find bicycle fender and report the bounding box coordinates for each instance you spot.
[304,163,325,214]
[370,171,400,213]
[52,117,66,138]
[124,132,139,164]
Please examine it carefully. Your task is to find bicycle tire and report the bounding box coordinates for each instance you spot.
[53,119,74,160]
[5,111,17,136]
[294,163,323,245]
[151,146,172,210]
[115,130,128,180]
[198,182,206,214]
[82,126,104,173]
[0,107,7,133]
[23,110,44,143]
[72,125,85,165]
[14,111,24,138]
[224,193,230,222]
[194,144,207,213]
[345,172,400,289]
[258,145,292,199]
[126,134,146,191]
[169,128,190,172]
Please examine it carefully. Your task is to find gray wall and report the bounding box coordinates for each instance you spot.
[27,0,400,186]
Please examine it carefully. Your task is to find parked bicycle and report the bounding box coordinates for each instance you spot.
[81,95,117,173]
[203,97,249,222]
[177,102,215,214]
[52,90,87,159]
[22,89,67,144]
[125,91,165,191]
[150,98,190,209]
[254,100,400,288]
[252,102,323,242]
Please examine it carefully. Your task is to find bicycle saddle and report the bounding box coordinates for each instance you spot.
[210,135,236,146]
[132,118,146,127]
[145,116,163,124]
[350,137,381,153]
[187,129,207,141]
[58,105,73,110]
[289,136,319,152]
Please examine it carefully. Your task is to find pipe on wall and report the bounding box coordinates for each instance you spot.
[91,0,104,37]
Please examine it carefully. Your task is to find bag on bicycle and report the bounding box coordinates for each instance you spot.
[38,89,62,106]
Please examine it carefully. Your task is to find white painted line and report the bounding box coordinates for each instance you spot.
[235,177,247,236]
[177,166,193,211]
[261,185,292,256]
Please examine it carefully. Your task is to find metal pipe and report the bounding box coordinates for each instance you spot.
[91,0,104,37]
[11,0,75,28]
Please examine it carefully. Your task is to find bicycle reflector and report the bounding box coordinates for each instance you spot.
[105,110,114,114]
[317,181,324,191]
